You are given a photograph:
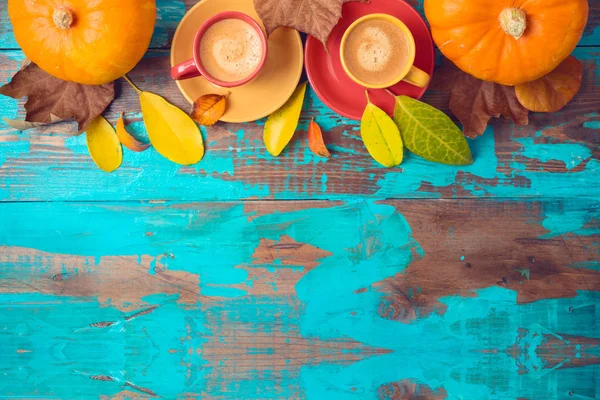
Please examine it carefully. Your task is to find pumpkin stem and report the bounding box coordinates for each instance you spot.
[499,8,527,39]
[53,8,74,30]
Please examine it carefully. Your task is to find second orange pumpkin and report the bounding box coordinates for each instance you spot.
[424,0,589,85]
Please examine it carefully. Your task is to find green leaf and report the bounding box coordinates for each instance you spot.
[361,95,403,168]
[393,95,473,166]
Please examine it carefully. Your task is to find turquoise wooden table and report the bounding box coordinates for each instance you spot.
[1,1,600,399]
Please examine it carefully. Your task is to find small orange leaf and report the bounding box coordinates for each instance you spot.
[190,93,229,126]
[515,56,583,113]
[116,113,150,152]
[308,118,331,158]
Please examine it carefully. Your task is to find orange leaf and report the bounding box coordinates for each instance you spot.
[515,56,583,113]
[308,118,331,158]
[190,93,229,126]
[116,113,151,152]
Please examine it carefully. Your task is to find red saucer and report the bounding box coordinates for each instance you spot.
[305,0,435,120]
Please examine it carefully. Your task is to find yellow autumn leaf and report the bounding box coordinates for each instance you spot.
[86,115,123,172]
[264,82,307,156]
[361,92,403,168]
[124,76,204,165]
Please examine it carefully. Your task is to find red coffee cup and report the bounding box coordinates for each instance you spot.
[170,11,268,88]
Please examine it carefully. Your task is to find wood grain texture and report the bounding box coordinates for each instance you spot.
[1,47,599,201]
[1,1,600,399]
[1,199,599,398]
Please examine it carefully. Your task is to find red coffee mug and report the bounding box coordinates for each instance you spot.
[170,11,269,88]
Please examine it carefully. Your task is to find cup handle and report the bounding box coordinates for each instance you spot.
[402,66,430,88]
[171,58,201,80]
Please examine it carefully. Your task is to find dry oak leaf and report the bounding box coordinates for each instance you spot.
[0,63,114,134]
[433,61,529,138]
[515,56,583,113]
[254,0,366,47]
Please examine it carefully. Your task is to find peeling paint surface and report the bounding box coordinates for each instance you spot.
[1,199,599,398]
[1,0,600,398]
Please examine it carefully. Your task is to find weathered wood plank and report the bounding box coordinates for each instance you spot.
[1,47,599,202]
[1,0,599,49]
[1,199,599,398]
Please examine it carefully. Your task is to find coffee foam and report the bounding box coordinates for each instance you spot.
[200,19,263,83]
[343,19,410,86]
[355,26,393,72]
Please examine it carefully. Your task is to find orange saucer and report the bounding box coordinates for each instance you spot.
[170,0,304,123]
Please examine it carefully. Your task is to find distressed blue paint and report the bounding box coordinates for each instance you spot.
[1,201,600,398]
[376,127,497,198]
[442,128,600,200]
[288,202,422,335]
[0,53,22,134]
[320,173,328,192]
[516,137,592,170]
[2,48,600,201]
[0,3,16,49]
[584,121,600,129]
[0,201,422,397]
[1,3,599,398]
[540,201,600,239]
[0,201,419,299]
[0,203,253,297]
[151,0,187,49]
[580,25,600,47]
[0,136,28,200]
[2,123,599,201]
[300,288,600,399]
[0,293,207,399]
[124,118,151,144]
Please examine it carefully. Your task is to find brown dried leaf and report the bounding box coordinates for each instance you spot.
[433,61,529,138]
[515,56,583,113]
[254,0,366,48]
[0,63,114,134]
[116,113,151,152]
[308,118,331,158]
[190,93,229,126]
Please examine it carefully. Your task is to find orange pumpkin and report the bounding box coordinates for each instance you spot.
[424,0,589,85]
[8,0,156,85]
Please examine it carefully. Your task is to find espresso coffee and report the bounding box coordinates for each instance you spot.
[343,19,410,86]
[200,19,263,83]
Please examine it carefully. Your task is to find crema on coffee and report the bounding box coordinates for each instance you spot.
[343,19,410,86]
[200,19,263,83]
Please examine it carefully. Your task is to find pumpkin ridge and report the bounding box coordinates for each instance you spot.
[455,25,504,80]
